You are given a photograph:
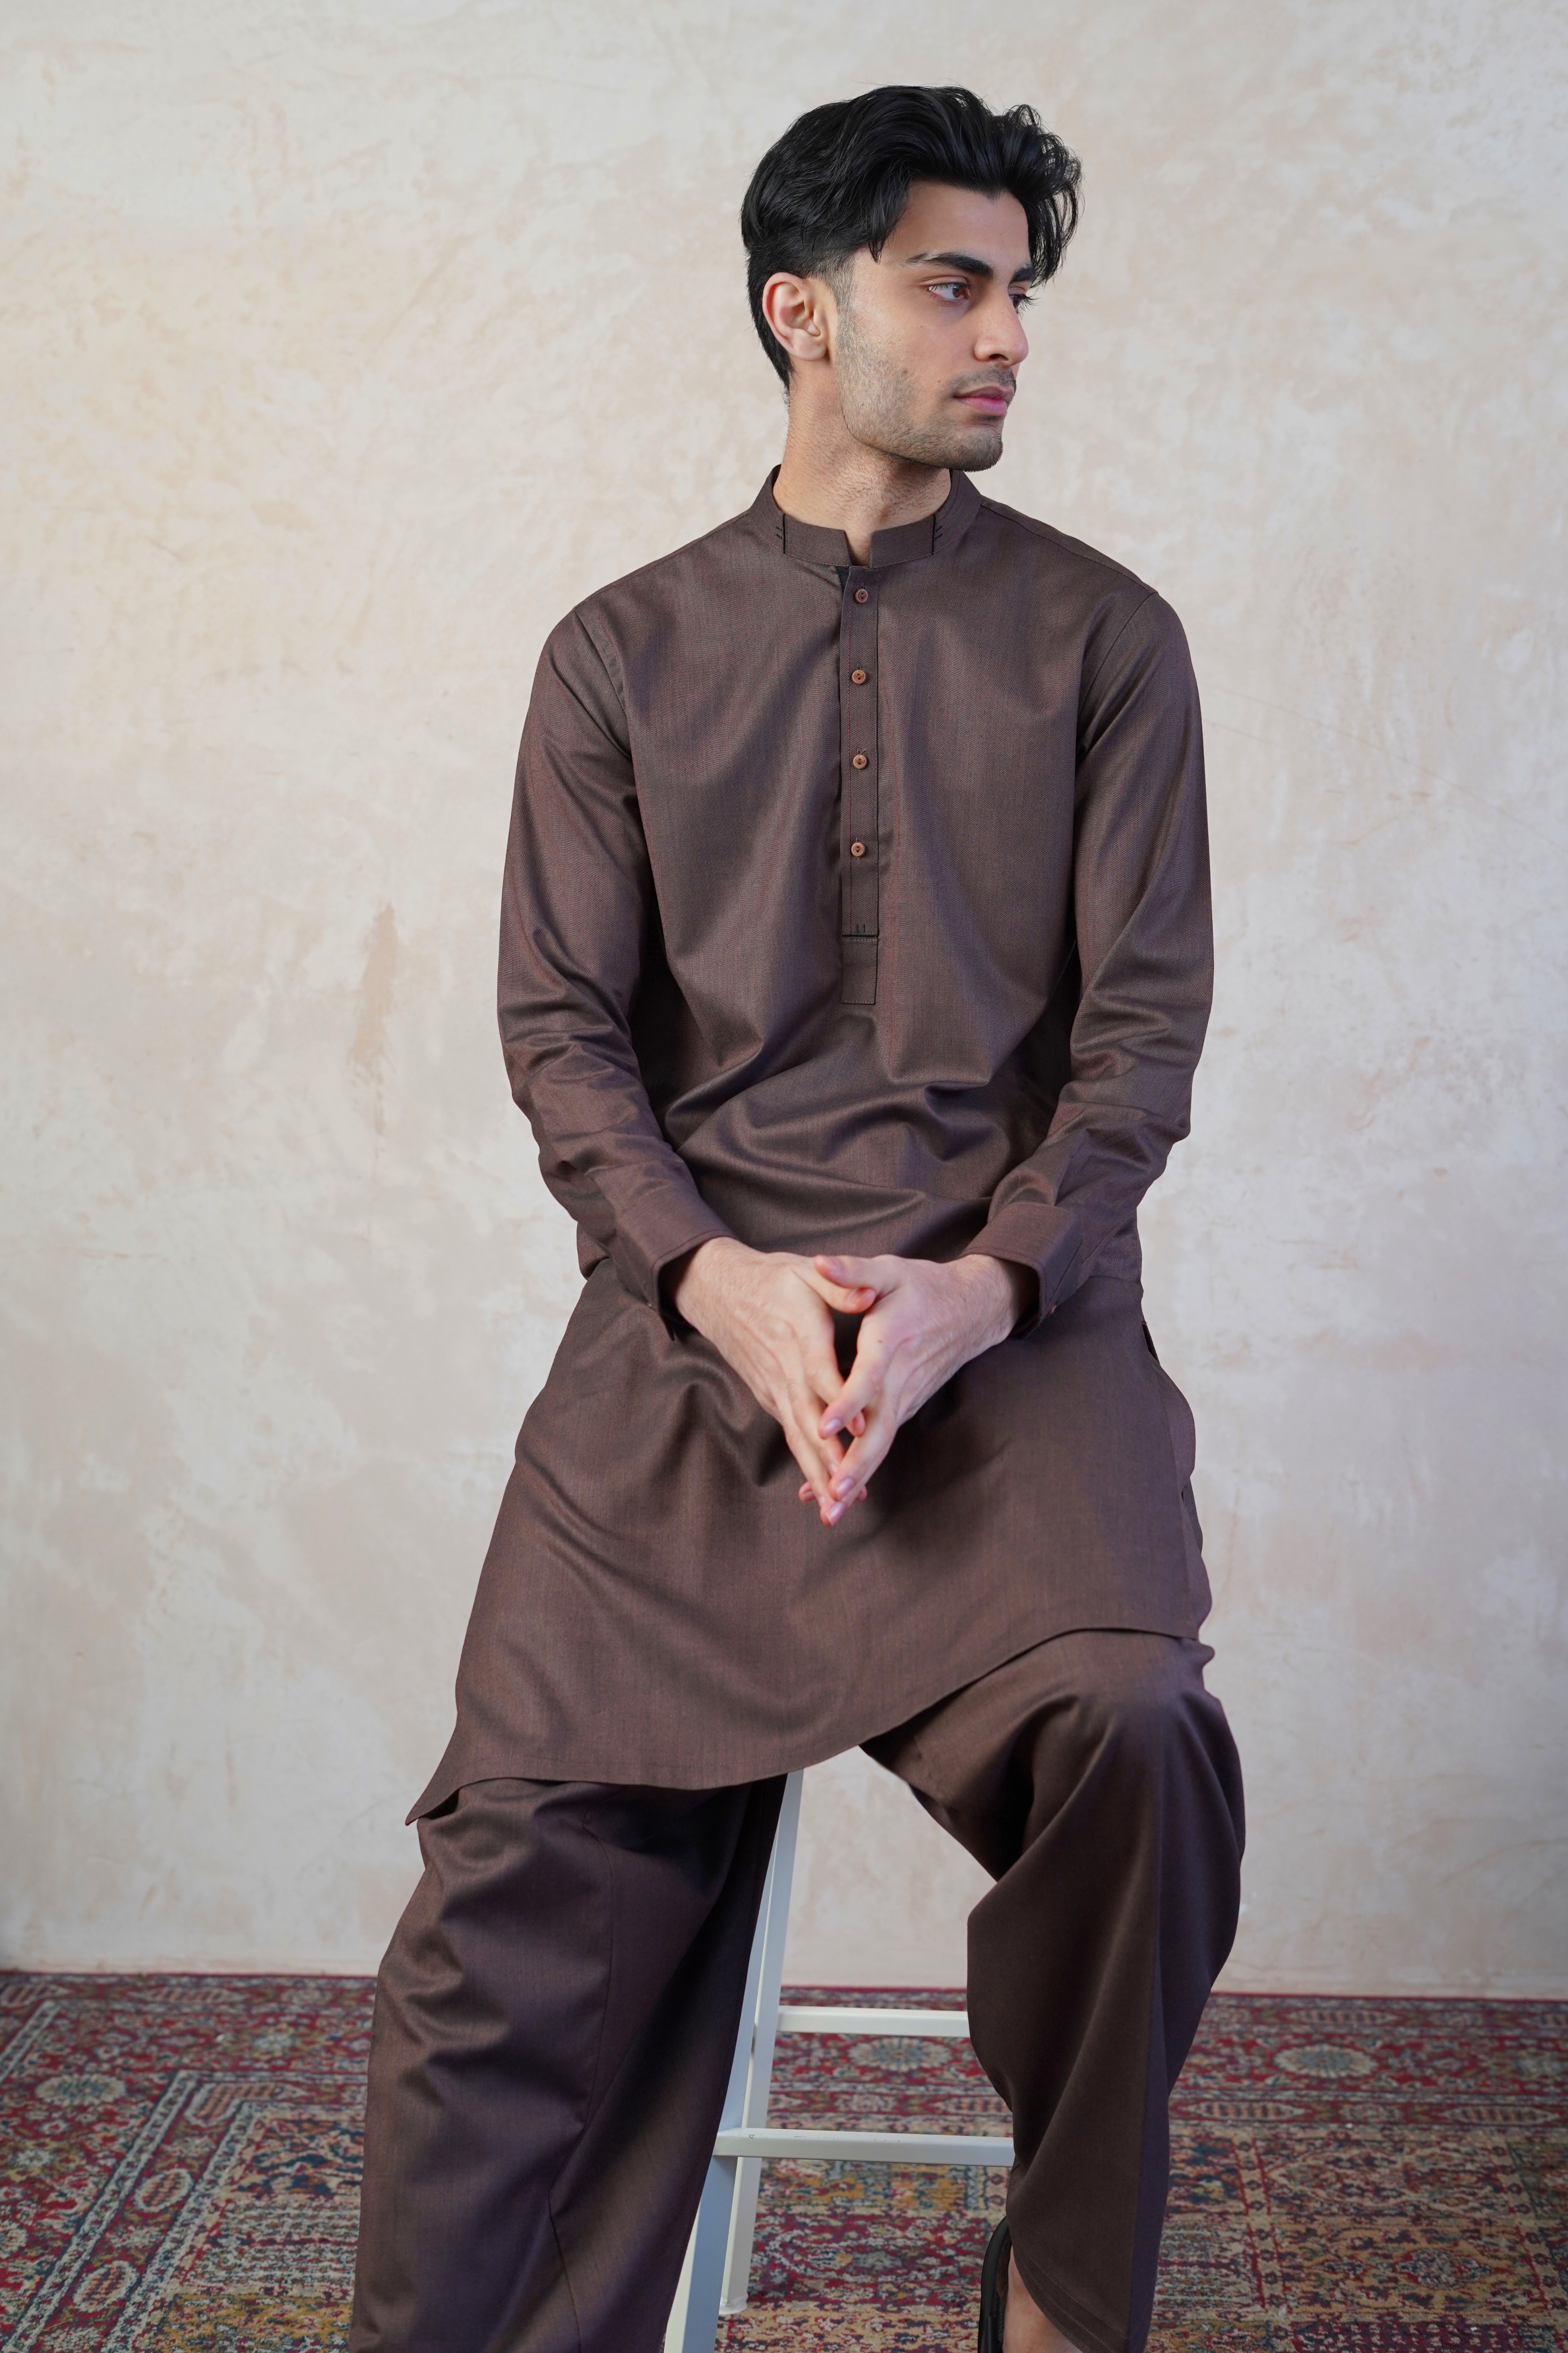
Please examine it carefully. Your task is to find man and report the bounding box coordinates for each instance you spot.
[351,84,1243,2353]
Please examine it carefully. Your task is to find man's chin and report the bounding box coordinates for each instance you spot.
[918,416,1008,473]
[951,428,1006,473]
[852,412,1007,474]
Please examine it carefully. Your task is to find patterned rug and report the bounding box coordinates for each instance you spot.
[0,1972,1563,2350]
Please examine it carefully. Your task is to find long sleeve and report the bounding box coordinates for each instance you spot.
[498,611,732,1309]
[963,591,1212,1321]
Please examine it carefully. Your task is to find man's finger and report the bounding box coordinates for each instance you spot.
[799,1471,867,1502]
[814,1252,897,1295]
[782,1414,837,1512]
[827,1421,888,1496]
[805,1329,850,1425]
[819,1331,893,1437]
[785,1372,843,1489]
[798,1264,879,1314]
[828,1409,895,1497]
[787,1397,859,1527]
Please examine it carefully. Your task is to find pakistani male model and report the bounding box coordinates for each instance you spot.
[351,84,1244,2353]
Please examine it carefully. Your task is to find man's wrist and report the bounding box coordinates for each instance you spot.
[960,1252,1037,1343]
[670,1235,746,1325]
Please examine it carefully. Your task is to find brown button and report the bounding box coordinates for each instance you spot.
[851,669,868,684]
[849,840,867,857]
[854,587,869,603]
[851,752,868,769]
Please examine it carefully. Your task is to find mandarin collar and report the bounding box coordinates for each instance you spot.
[753,466,981,571]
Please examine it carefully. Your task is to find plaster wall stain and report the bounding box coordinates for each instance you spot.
[348,903,398,1132]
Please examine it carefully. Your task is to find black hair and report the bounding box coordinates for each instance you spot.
[740,85,1081,387]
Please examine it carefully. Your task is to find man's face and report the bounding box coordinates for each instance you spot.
[829,181,1035,472]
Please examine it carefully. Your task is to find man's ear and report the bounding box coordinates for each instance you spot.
[760,270,836,372]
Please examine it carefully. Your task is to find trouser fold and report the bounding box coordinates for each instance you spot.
[351,1630,1243,2353]
[350,1776,783,2352]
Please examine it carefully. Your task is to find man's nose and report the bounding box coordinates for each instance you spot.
[975,290,1029,368]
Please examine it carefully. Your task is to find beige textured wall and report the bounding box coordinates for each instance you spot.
[2,0,1564,1994]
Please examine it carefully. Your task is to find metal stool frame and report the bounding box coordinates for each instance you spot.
[663,1769,1013,2351]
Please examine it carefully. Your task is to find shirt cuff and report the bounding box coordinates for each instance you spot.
[628,1205,735,1328]
[961,1201,1084,1334]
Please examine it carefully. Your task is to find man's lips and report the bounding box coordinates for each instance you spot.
[955,385,1013,416]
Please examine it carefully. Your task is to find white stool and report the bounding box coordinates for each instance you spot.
[663,1768,1013,2352]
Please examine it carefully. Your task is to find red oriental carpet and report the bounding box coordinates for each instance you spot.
[0,1973,1564,2350]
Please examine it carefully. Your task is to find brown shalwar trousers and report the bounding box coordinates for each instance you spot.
[350,1631,1243,2353]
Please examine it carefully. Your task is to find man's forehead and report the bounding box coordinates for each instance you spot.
[878,182,1033,275]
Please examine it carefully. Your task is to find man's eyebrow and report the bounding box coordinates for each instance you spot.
[901,249,1034,283]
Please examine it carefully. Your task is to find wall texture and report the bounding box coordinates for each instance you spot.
[2,0,1564,1994]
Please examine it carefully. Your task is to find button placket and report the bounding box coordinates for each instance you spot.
[839,570,879,1004]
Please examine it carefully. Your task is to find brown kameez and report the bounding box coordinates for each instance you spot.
[415,470,1214,1802]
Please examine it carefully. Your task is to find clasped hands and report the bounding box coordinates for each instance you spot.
[670,1237,1034,1527]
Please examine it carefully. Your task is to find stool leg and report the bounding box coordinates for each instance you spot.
[664,2150,741,2353]
[720,1770,803,2314]
[664,1771,804,2351]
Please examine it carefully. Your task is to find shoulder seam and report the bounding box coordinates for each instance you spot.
[578,505,757,611]
[1080,589,1164,704]
[572,606,628,717]
[975,494,1147,587]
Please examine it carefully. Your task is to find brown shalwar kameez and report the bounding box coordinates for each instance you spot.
[354,473,1244,2353]
[416,470,1216,1804]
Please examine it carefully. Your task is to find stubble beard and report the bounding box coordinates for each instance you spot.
[834,299,1010,475]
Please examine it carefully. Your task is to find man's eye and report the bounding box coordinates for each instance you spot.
[928,280,970,302]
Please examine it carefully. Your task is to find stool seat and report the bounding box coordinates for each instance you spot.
[663,1769,1013,2352]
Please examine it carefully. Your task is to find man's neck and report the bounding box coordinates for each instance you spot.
[772,412,948,565]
